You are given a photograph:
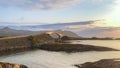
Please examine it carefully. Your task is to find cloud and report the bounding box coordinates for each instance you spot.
[27,20,107,33]
[0,0,112,10]
[1,20,120,38]
[0,20,105,31]
[0,20,102,26]
[64,20,106,29]
[0,0,80,10]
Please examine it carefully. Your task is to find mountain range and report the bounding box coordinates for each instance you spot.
[0,20,120,38]
[0,27,79,38]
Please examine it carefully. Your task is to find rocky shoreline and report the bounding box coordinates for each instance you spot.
[0,62,28,68]
[74,58,120,68]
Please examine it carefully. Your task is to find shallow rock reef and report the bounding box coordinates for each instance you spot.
[0,62,28,68]
[75,59,120,68]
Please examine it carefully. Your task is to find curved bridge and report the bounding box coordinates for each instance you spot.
[45,32,63,42]
[45,32,63,37]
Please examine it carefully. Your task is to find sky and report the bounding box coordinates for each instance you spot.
[0,0,120,26]
[0,0,120,38]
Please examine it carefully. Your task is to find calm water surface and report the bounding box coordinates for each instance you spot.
[0,40,120,68]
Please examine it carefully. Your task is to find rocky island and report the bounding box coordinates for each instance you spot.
[39,43,119,53]
[74,59,120,68]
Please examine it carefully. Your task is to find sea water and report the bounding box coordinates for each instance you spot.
[0,40,120,68]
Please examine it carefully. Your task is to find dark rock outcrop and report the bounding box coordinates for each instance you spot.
[40,44,119,53]
[74,59,120,68]
[0,62,28,68]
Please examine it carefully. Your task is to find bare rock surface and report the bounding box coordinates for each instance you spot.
[0,62,28,68]
[74,59,120,68]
